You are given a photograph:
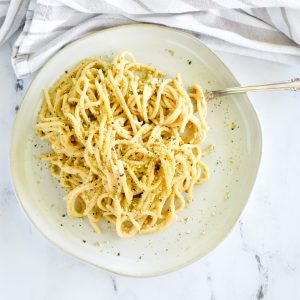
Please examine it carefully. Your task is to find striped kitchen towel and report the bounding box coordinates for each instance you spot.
[0,0,300,78]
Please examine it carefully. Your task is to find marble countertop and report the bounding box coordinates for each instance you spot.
[1,36,300,300]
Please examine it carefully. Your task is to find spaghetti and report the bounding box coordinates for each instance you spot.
[36,52,209,237]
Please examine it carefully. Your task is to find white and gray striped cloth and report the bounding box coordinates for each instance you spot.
[1,0,300,78]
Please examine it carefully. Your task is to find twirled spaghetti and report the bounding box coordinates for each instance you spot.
[36,52,209,237]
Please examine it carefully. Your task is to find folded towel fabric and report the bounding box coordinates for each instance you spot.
[0,0,300,78]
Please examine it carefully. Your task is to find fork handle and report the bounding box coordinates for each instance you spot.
[206,78,300,100]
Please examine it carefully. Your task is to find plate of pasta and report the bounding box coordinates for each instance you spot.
[10,24,262,276]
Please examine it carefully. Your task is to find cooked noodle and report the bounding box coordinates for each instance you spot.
[36,51,209,237]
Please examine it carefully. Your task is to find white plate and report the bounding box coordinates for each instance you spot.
[10,24,262,277]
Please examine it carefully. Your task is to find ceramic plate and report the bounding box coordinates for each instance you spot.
[10,24,262,277]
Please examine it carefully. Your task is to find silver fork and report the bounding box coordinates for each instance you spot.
[205,78,300,101]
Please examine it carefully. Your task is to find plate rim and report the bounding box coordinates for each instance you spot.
[9,23,262,277]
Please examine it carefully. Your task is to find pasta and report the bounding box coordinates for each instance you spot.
[36,51,209,238]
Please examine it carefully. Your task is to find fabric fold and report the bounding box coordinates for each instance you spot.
[0,0,299,78]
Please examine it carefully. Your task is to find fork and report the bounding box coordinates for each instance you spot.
[205,78,300,100]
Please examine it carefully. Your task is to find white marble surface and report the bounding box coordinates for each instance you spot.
[1,36,300,299]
